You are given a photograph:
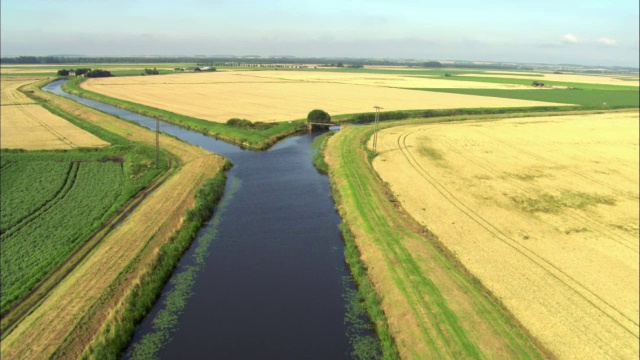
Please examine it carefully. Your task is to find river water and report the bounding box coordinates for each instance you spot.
[43,80,379,359]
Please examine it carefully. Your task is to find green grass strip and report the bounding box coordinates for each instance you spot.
[411,74,638,90]
[419,88,640,107]
[326,122,549,359]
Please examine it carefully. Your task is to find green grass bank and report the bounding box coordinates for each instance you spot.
[62,77,305,150]
[324,119,551,359]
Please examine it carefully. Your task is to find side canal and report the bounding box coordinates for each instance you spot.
[43,80,380,359]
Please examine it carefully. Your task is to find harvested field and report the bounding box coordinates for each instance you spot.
[1,77,43,105]
[325,125,547,358]
[372,111,640,359]
[459,72,640,86]
[242,71,534,89]
[0,104,109,150]
[81,71,567,123]
[0,81,226,359]
[0,69,56,75]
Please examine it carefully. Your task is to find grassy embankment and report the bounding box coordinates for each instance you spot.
[63,77,305,150]
[0,78,227,359]
[312,131,394,358]
[324,118,554,359]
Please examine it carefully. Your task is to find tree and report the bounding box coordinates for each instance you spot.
[75,68,91,76]
[57,69,69,76]
[307,109,331,124]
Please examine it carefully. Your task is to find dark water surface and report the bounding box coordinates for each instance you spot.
[43,80,378,359]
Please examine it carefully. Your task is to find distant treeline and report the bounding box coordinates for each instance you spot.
[1,56,407,66]
[57,68,112,77]
[0,56,521,69]
[418,61,533,70]
[3,56,638,72]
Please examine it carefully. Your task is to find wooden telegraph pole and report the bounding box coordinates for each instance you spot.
[373,106,383,152]
[156,118,159,169]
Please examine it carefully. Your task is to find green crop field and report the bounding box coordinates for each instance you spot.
[412,74,639,90]
[1,156,122,313]
[0,145,168,316]
[422,88,640,107]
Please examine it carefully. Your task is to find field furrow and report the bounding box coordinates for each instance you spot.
[373,111,640,359]
[1,162,78,239]
[326,125,546,359]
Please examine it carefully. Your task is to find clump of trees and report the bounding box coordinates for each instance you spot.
[532,81,545,87]
[85,69,112,78]
[226,118,274,130]
[144,68,159,75]
[307,109,331,124]
[56,68,100,77]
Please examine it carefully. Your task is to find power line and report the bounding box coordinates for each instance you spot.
[373,106,383,153]
[156,119,160,169]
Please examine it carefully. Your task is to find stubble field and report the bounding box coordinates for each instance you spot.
[1,77,42,105]
[1,77,108,150]
[80,71,567,123]
[372,111,639,359]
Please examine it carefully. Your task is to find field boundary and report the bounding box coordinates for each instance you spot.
[325,116,560,358]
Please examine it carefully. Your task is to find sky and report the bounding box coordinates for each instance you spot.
[1,0,638,67]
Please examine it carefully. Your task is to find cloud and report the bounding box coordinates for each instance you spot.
[561,33,581,44]
[597,37,617,46]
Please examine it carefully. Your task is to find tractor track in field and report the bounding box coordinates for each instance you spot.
[0,157,176,338]
[1,162,79,240]
[424,126,638,253]
[396,127,639,337]
[330,126,550,359]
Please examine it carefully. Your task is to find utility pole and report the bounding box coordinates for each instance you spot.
[373,106,383,153]
[156,118,159,169]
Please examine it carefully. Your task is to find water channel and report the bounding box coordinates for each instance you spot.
[43,80,379,359]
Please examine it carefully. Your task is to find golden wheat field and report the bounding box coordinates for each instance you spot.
[81,71,566,123]
[240,70,534,89]
[372,111,640,359]
[0,104,109,150]
[1,78,44,105]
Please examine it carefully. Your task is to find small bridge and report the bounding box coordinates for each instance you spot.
[306,122,337,132]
